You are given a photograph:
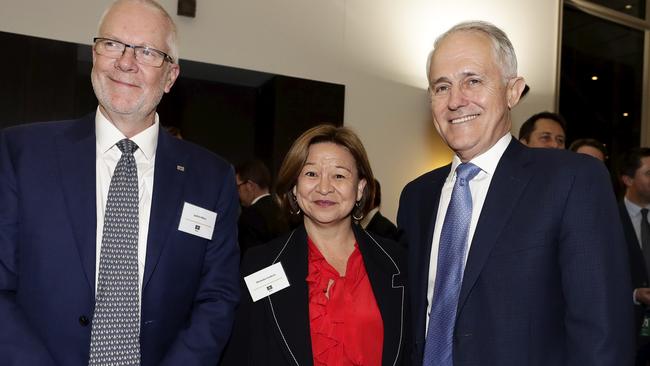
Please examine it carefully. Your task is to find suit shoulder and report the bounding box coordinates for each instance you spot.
[2,117,86,140]
[240,230,296,274]
[526,147,609,179]
[400,165,450,199]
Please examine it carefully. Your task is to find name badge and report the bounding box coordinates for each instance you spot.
[244,262,290,302]
[178,202,217,240]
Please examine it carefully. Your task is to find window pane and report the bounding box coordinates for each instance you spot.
[586,0,646,19]
[560,5,643,169]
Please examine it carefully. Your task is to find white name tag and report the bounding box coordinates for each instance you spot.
[178,202,217,240]
[244,262,291,302]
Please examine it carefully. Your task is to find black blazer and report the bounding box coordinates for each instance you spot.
[238,195,289,254]
[619,201,649,338]
[366,211,402,242]
[222,224,408,366]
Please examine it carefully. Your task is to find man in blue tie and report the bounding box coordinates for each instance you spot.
[397,21,633,366]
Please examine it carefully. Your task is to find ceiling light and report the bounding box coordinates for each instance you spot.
[625,4,633,9]
[591,76,598,80]
[623,112,629,117]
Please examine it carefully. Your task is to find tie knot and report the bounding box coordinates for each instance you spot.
[455,163,481,186]
[116,139,138,155]
[643,208,649,220]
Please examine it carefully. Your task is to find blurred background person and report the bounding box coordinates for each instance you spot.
[360,178,401,241]
[617,147,650,366]
[223,125,407,365]
[569,138,607,162]
[235,159,288,255]
[518,111,567,149]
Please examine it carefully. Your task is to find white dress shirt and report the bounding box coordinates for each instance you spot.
[425,134,511,331]
[95,108,158,303]
[624,197,648,248]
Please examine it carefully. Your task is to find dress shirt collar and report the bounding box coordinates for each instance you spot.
[95,107,159,160]
[624,196,648,218]
[448,133,512,179]
[250,193,271,206]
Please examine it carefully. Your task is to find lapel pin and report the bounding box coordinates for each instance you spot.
[176,165,185,172]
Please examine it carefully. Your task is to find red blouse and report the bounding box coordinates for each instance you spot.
[306,237,384,366]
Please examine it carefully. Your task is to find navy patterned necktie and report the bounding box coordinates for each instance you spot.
[89,139,141,366]
[423,162,481,366]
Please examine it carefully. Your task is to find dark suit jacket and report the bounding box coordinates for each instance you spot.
[0,115,240,366]
[397,138,634,366]
[238,195,289,254]
[366,211,401,242]
[222,224,408,366]
[619,201,649,339]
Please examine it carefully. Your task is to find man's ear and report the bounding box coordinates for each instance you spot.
[622,175,634,188]
[507,77,526,109]
[164,63,180,93]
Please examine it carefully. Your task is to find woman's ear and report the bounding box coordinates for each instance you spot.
[357,178,367,202]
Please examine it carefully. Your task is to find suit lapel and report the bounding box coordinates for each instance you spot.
[143,130,188,288]
[458,140,533,311]
[55,115,97,292]
[413,166,449,344]
[355,226,405,366]
[266,226,313,365]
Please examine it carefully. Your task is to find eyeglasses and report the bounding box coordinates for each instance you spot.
[93,37,174,67]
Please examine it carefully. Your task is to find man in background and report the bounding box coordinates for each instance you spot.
[236,160,288,254]
[518,111,567,149]
[398,20,632,366]
[0,1,239,365]
[361,178,401,241]
[618,147,650,366]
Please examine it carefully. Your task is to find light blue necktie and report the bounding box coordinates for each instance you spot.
[423,162,481,366]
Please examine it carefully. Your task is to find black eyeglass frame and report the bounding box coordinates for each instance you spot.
[93,37,174,67]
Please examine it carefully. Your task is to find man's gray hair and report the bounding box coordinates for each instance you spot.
[426,20,517,84]
[97,0,179,63]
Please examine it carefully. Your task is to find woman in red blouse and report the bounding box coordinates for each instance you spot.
[222,125,408,366]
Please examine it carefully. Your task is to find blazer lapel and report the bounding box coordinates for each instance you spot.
[457,140,533,311]
[266,226,313,365]
[55,115,97,292]
[355,226,405,366]
[143,130,188,288]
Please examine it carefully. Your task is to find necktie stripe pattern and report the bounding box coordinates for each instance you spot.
[89,139,141,366]
[423,162,481,366]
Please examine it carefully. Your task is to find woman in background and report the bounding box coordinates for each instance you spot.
[222,125,408,366]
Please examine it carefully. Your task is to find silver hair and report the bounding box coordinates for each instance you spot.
[426,20,517,84]
[97,0,179,63]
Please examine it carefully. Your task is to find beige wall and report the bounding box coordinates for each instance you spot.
[0,0,560,221]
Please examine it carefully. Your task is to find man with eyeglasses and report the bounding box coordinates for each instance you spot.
[0,1,239,365]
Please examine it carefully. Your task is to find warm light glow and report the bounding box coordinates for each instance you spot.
[625,4,633,9]
[623,112,629,117]
[591,76,598,80]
